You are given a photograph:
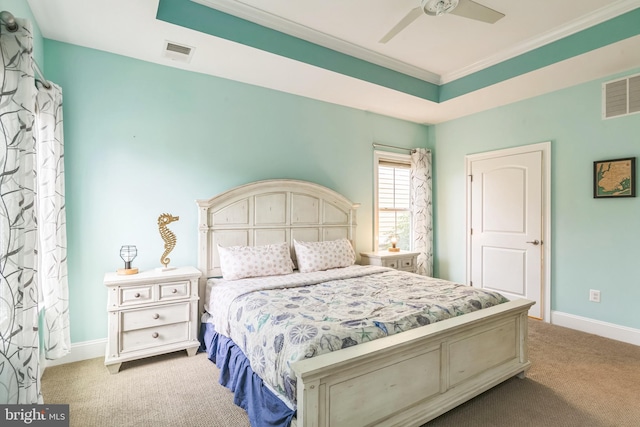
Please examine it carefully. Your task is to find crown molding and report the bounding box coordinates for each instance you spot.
[440,0,640,83]
[192,0,639,86]
[192,0,441,84]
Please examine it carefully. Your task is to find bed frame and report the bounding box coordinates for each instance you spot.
[197,179,534,427]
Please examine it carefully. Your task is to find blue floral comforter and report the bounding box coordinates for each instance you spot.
[204,265,508,408]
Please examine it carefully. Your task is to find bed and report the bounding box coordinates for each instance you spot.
[197,179,534,427]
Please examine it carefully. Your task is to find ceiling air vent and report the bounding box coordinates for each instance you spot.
[162,41,195,63]
[602,73,640,119]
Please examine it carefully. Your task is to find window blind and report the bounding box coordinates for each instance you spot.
[377,161,411,250]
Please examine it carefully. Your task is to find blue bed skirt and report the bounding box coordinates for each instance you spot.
[200,322,295,427]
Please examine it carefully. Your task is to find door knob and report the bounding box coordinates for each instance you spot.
[526,240,541,245]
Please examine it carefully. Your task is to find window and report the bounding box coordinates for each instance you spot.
[374,151,411,251]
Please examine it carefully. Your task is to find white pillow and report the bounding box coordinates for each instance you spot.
[217,242,294,280]
[293,238,355,273]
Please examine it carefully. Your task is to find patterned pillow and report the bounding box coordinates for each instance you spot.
[218,242,294,280]
[293,238,356,273]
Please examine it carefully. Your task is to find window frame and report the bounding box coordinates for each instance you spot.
[373,150,412,251]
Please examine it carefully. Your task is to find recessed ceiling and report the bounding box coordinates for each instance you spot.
[28,0,640,124]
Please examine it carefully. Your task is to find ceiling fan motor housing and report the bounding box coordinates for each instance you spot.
[422,0,460,16]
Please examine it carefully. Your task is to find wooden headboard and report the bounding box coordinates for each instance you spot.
[196,179,359,310]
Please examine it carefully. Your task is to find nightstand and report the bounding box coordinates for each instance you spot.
[104,266,201,374]
[360,250,420,273]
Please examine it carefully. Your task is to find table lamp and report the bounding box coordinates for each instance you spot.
[388,236,400,252]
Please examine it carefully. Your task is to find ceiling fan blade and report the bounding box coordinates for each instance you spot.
[450,0,505,24]
[379,7,423,43]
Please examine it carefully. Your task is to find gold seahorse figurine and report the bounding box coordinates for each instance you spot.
[158,213,179,268]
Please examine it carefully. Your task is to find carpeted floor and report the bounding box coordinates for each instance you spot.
[42,319,640,427]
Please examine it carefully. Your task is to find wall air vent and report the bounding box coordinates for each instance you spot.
[602,73,640,119]
[162,41,195,63]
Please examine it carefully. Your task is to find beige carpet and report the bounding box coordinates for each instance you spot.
[42,320,640,427]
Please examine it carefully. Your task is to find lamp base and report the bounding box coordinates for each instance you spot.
[117,268,139,275]
[388,247,400,252]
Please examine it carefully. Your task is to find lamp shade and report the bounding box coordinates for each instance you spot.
[118,245,139,275]
[120,245,137,264]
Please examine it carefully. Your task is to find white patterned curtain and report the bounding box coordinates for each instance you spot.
[0,17,41,405]
[36,81,70,360]
[410,148,433,276]
[0,17,68,404]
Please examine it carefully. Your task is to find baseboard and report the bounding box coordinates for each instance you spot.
[45,338,106,368]
[551,311,640,346]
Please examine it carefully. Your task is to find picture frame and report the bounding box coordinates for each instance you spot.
[593,157,636,198]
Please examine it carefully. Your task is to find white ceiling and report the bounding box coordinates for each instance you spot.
[28,0,640,124]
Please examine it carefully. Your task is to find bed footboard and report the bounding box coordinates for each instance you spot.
[292,298,534,427]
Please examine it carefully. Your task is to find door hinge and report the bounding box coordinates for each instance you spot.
[469,174,473,182]
[470,228,473,235]
[470,280,473,286]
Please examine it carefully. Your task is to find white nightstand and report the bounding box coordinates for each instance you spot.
[104,266,202,374]
[360,250,420,273]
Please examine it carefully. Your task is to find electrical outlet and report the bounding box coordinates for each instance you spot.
[589,289,601,303]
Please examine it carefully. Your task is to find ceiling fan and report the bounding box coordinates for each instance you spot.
[379,0,505,43]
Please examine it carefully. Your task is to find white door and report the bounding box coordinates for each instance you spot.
[469,150,544,319]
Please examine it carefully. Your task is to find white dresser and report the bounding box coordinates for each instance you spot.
[104,266,201,374]
[360,250,420,273]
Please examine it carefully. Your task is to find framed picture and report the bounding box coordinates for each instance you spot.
[593,157,636,198]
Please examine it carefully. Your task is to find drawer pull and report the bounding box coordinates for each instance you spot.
[153,313,160,320]
[171,288,178,294]
[134,293,141,298]
[152,332,159,339]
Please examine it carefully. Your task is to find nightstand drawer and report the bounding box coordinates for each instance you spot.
[121,303,190,332]
[383,259,399,269]
[159,281,189,300]
[400,258,414,269]
[120,285,153,306]
[121,322,189,353]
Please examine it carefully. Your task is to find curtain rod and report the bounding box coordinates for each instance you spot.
[0,11,52,89]
[372,143,431,154]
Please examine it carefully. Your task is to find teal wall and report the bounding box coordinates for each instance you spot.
[43,41,429,343]
[432,69,640,329]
